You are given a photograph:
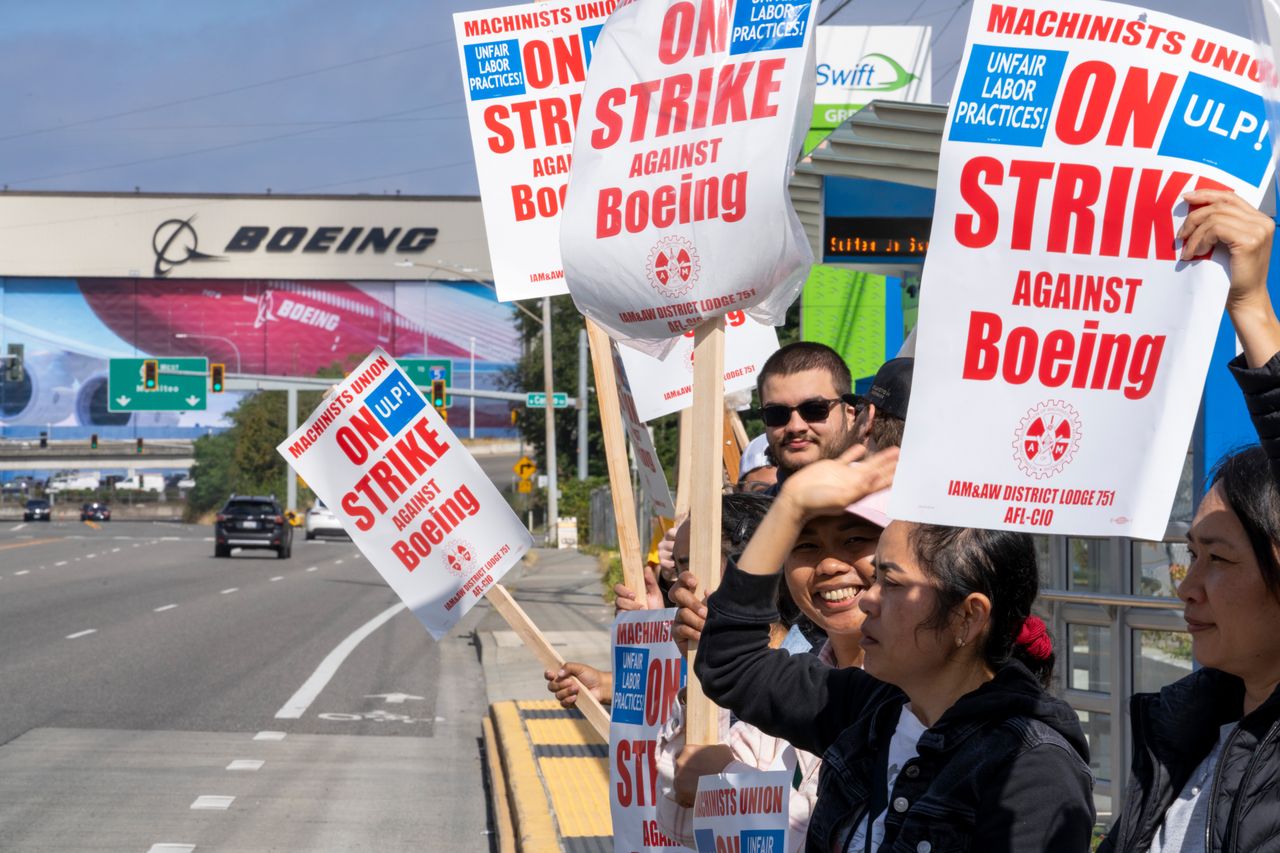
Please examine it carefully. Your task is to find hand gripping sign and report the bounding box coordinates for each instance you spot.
[890,0,1277,540]
[692,771,791,853]
[277,349,532,639]
[452,1,614,302]
[611,609,687,853]
[561,0,819,352]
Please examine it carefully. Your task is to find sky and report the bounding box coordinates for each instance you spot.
[0,0,1261,198]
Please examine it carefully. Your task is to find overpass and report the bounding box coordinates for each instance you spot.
[0,441,193,472]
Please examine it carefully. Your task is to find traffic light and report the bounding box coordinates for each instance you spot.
[5,343,23,382]
[510,407,520,426]
[142,359,159,391]
[210,363,225,393]
[90,434,98,450]
[136,437,144,454]
[430,379,447,420]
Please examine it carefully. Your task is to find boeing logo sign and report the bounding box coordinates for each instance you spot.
[151,217,439,277]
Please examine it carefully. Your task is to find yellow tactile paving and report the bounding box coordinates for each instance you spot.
[525,716,604,746]
[538,756,612,837]
[516,699,564,712]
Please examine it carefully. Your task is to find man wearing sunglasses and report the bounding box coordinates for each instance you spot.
[755,343,860,483]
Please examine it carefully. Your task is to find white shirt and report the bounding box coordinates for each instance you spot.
[1149,722,1238,853]
[845,704,929,852]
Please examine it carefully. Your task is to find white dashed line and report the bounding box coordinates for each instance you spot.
[154,604,178,612]
[12,523,26,531]
[66,629,97,639]
[147,845,195,853]
[190,795,234,810]
[253,731,287,741]
[274,602,406,719]
[270,576,283,582]
[305,566,317,572]
[226,759,264,771]
[86,553,96,558]
[55,560,68,567]
[111,547,121,553]
[335,559,344,565]
[220,587,239,595]
[14,570,29,576]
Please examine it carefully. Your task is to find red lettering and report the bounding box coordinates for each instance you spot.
[955,156,1002,248]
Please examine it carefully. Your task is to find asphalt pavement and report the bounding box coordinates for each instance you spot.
[0,518,496,852]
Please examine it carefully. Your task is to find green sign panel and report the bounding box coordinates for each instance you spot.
[399,358,453,406]
[108,357,208,412]
[525,392,569,409]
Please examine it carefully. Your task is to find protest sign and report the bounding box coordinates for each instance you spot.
[616,309,780,421]
[277,349,532,639]
[891,0,1277,540]
[611,608,686,853]
[612,342,678,519]
[452,1,613,301]
[561,0,819,351]
[692,771,791,853]
[807,25,933,153]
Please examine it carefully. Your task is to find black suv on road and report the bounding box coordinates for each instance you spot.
[214,495,292,559]
[23,499,51,521]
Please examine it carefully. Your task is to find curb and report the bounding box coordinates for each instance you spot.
[489,701,562,853]
[482,714,518,853]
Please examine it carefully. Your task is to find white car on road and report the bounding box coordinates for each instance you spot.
[304,502,346,540]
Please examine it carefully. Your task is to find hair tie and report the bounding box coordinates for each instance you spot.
[1015,615,1053,662]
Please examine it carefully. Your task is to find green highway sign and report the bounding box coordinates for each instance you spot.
[399,358,453,406]
[108,357,208,412]
[526,392,569,409]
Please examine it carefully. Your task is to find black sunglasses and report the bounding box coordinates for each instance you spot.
[758,396,854,428]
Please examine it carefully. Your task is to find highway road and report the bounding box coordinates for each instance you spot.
[0,518,498,852]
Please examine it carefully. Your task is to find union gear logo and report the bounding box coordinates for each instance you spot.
[646,235,700,298]
[1013,400,1082,479]
[444,539,475,577]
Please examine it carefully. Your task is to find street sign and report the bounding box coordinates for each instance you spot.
[525,392,569,408]
[399,358,453,406]
[108,357,208,411]
[517,479,533,494]
[513,456,537,479]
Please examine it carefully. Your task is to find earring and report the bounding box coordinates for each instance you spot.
[955,635,965,648]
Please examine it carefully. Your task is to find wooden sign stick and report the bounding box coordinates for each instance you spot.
[686,316,726,745]
[728,408,749,453]
[487,583,610,740]
[722,408,742,487]
[583,319,646,597]
[675,408,693,518]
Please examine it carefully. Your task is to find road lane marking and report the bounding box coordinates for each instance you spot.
[306,566,317,572]
[220,587,239,594]
[154,604,178,612]
[190,795,234,810]
[66,629,97,639]
[14,570,29,576]
[253,731,287,741]
[226,759,264,771]
[270,576,283,582]
[335,559,344,565]
[147,845,195,853]
[84,521,100,530]
[273,602,406,719]
[87,553,97,558]
[111,547,121,553]
[55,560,68,566]
[11,523,25,531]
[0,538,59,552]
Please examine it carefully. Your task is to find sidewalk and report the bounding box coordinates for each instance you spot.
[473,548,614,853]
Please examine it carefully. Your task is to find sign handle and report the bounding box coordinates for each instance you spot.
[722,408,742,487]
[728,408,749,454]
[686,317,726,745]
[675,408,693,519]
[487,583,611,741]
[584,319,646,597]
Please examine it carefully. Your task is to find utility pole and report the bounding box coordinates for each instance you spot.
[578,327,588,480]
[542,296,558,545]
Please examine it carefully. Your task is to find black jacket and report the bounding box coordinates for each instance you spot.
[1228,350,1280,486]
[1098,670,1280,853]
[696,562,1095,852]
[1099,352,1280,852]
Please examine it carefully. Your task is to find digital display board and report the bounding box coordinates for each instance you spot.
[825,216,932,260]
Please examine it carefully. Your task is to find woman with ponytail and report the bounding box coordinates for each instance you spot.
[695,447,1094,851]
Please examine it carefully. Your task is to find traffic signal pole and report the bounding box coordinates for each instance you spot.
[542,297,558,546]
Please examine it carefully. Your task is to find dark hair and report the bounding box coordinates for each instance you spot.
[756,342,852,401]
[907,525,1055,688]
[854,401,906,450]
[722,492,773,561]
[1210,445,1280,599]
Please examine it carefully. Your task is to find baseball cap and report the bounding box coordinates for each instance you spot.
[858,357,913,421]
[846,487,892,528]
[738,433,771,478]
